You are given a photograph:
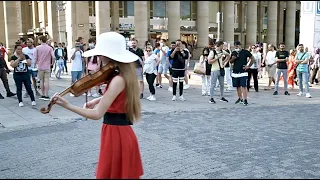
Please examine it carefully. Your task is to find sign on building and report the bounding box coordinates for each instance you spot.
[302,1,314,14]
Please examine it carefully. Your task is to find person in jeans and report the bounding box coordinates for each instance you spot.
[54,43,65,79]
[208,41,230,104]
[34,35,55,101]
[10,45,36,107]
[69,42,84,97]
[143,46,160,101]
[199,47,211,96]
[310,48,319,85]
[247,45,261,92]
[62,42,68,75]
[0,51,16,99]
[273,42,290,95]
[295,44,312,98]
[223,42,233,91]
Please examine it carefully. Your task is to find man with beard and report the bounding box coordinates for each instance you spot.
[273,42,290,96]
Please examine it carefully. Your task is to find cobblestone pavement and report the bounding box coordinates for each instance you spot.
[1,69,320,179]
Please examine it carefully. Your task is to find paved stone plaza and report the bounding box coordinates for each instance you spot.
[1,70,320,179]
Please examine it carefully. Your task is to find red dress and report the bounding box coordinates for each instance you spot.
[96,78,143,179]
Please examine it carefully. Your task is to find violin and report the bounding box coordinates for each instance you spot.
[40,62,119,114]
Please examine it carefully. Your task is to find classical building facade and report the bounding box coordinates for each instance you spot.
[0,1,301,55]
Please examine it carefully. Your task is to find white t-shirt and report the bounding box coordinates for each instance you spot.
[70,48,83,71]
[250,52,261,69]
[143,54,157,74]
[160,46,169,64]
[266,50,277,65]
[22,47,36,69]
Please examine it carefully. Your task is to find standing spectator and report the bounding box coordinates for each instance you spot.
[310,48,320,85]
[22,38,40,97]
[69,42,84,97]
[199,47,211,96]
[287,49,297,89]
[223,42,233,91]
[265,44,277,90]
[129,38,145,99]
[229,41,254,106]
[10,44,36,107]
[273,42,290,95]
[0,49,16,99]
[157,39,170,89]
[77,37,85,52]
[143,46,160,101]
[295,44,312,98]
[34,35,55,101]
[247,45,261,92]
[0,42,8,60]
[166,41,176,92]
[54,43,65,79]
[62,42,68,74]
[169,40,189,101]
[86,39,101,98]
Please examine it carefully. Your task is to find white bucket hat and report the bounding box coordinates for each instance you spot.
[82,32,139,63]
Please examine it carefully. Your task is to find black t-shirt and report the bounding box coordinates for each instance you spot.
[169,49,189,70]
[231,49,252,74]
[10,54,30,73]
[129,47,144,68]
[224,49,231,68]
[275,50,289,69]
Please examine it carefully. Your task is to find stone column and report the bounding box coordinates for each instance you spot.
[0,2,5,44]
[239,1,245,43]
[65,1,89,57]
[47,1,59,43]
[134,1,148,48]
[167,1,180,43]
[246,1,258,47]
[223,1,235,47]
[111,1,119,31]
[3,1,19,52]
[285,1,296,50]
[257,1,264,42]
[38,1,46,29]
[267,1,278,46]
[277,1,284,44]
[32,1,39,29]
[96,1,110,35]
[16,1,29,35]
[219,2,224,40]
[196,1,209,48]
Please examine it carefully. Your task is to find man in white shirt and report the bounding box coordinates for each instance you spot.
[22,38,40,96]
[69,42,84,96]
[265,44,277,90]
[157,39,170,88]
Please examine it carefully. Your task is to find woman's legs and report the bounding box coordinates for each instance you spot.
[22,73,35,101]
[13,74,23,103]
[146,73,156,95]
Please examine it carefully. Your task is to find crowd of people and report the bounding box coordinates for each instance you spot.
[0,35,319,107]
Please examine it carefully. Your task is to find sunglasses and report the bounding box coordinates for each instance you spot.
[146,50,152,52]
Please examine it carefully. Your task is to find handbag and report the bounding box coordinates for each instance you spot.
[193,61,206,75]
[217,52,225,76]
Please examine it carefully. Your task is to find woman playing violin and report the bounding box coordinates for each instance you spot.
[51,32,143,179]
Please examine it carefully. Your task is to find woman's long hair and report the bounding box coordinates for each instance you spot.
[113,60,141,123]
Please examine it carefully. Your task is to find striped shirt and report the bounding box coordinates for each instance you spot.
[34,43,55,71]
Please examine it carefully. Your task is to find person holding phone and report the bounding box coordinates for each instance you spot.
[10,44,36,107]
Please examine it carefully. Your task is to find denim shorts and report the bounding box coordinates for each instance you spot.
[28,70,38,78]
[232,76,248,87]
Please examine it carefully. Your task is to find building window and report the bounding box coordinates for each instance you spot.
[153,1,166,18]
[263,6,267,25]
[180,1,191,20]
[124,1,134,17]
[89,1,95,16]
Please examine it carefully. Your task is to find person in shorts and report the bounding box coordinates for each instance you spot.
[166,41,176,92]
[229,41,254,106]
[157,39,170,88]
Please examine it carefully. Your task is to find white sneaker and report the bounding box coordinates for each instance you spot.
[19,102,24,107]
[306,93,312,98]
[146,95,152,100]
[179,95,186,101]
[172,95,176,101]
[31,101,36,106]
[92,93,100,98]
[168,87,173,92]
[87,92,92,97]
[297,92,303,96]
[70,93,75,97]
[183,84,190,90]
[149,95,156,101]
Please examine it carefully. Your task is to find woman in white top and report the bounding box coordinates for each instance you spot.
[247,45,261,92]
[310,48,320,84]
[265,44,277,90]
[143,46,160,101]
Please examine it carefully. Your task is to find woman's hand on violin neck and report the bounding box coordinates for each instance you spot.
[52,93,70,108]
